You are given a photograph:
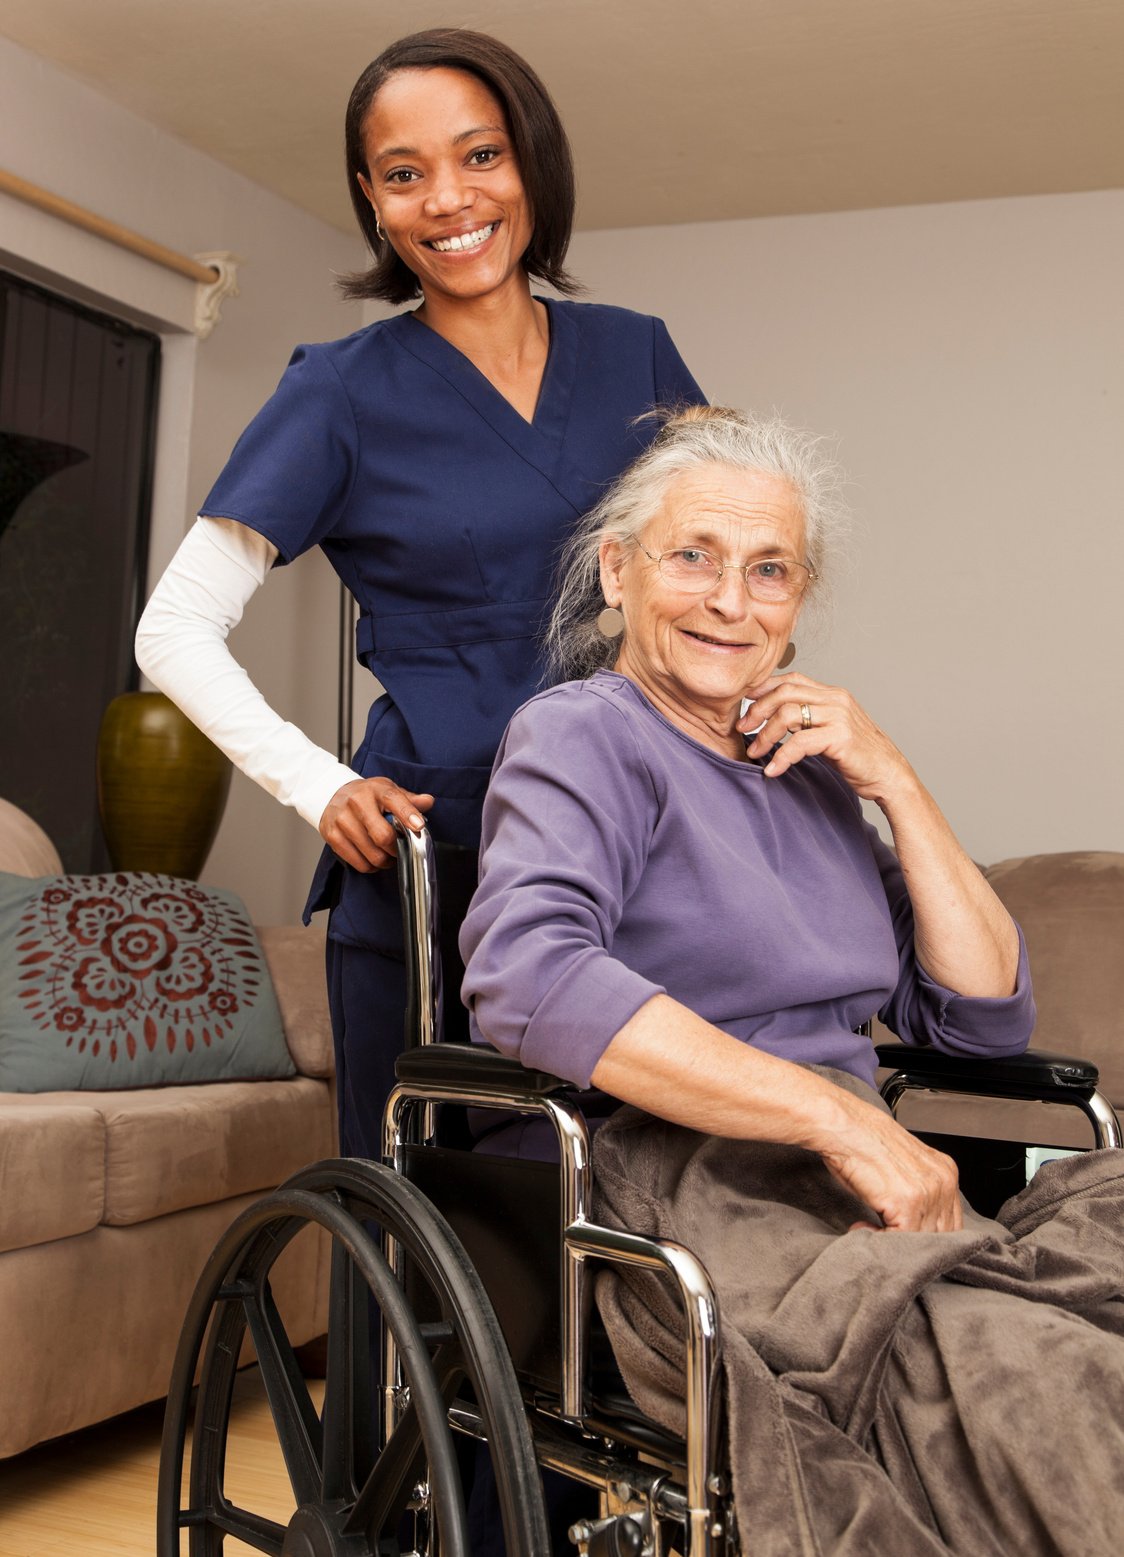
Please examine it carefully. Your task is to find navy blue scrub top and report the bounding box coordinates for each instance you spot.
[200,299,705,947]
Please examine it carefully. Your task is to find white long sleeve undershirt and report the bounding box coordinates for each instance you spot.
[135,517,358,831]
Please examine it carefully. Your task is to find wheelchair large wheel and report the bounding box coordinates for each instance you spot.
[158,1158,549,1555]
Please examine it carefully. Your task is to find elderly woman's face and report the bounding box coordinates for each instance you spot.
[601,464,807,736]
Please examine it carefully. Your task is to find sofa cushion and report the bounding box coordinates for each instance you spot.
[258,924,334,1078]
[0,1098,106,1251]
[984,851,1124,1104]
[0,871,295,1091]
[87,1075,334,1225]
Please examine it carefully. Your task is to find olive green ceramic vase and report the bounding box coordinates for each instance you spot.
[96,692,232,879]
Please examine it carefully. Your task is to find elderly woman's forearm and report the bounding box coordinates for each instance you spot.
[590,996,966,1231]
[879,769,1020,998]
[590,995,851,1147]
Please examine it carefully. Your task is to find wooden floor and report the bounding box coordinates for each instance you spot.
[0,1368,321,1557]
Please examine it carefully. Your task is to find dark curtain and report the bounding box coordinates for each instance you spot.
[0,271,160,870]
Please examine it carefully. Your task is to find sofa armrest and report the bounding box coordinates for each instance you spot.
[0,797,63,877]
[257,924,333,1078]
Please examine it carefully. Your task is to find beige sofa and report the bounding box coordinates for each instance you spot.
[0,798,337,1459]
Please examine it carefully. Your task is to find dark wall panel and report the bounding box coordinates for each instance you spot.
[0,272,160,871]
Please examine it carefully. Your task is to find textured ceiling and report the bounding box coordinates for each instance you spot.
[2,0,1122,233]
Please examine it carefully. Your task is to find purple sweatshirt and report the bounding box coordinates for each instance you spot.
[460,672,1034,1091]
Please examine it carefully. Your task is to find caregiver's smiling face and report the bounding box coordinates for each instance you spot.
[356,66,534,312]
[600,464,809,754]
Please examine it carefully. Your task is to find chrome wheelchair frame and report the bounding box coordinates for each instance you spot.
[385,819,726,1555]
[158,819,1121,1557]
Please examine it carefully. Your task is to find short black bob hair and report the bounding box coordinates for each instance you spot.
[340,28,579,305]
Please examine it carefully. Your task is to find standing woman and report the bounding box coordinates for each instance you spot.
[136,29,705,1165]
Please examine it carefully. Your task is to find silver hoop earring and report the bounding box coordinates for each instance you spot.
[596,606,625,639]
[778,641,797,669]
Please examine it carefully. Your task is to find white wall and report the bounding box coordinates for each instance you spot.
[569,191,1124,861]
[0,33,366,921]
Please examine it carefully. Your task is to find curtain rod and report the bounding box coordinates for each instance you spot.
[0,167,220,285]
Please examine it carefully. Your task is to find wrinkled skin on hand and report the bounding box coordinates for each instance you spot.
[814,1084,964,1233]
[740,671,913,804]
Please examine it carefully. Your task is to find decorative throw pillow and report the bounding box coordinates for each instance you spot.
[0,871,295,1091]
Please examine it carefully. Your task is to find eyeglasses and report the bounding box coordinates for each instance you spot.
[635,542,815,602]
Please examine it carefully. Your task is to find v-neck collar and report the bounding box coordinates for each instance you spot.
[385,298,587,508]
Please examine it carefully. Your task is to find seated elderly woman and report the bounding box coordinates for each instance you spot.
[459,406,1124,1555]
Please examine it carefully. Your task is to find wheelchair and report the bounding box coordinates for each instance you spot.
[157,820,1122,1557]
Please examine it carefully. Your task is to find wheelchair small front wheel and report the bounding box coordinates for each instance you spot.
[157,1157,549,1556]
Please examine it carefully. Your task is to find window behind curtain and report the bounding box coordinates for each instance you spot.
[0,271,161,870]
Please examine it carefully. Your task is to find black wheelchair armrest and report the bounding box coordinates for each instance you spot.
[875,1042,1100,1100]
[401,1040,1105,1106]
[395,1042,575,1098]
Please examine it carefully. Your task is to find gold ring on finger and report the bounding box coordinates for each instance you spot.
[800,703,813,731]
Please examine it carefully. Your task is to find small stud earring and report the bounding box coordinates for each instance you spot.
[596,606,625,639]
[778,641,797,669]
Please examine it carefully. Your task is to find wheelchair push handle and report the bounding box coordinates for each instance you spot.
[388,814,443,1049]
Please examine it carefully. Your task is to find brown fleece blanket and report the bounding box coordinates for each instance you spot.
[593,1072,1124,1557]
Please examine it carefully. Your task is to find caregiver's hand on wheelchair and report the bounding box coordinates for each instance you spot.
[319,776,433,871]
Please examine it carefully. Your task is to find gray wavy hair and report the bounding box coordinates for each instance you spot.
[543,405,849,683]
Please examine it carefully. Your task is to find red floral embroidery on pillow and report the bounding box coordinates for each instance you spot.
[154,947,213,1001]
[73,954,135,1012]
[16,874,265,1065]
[103,915,178,976]
[139,892,205,936]
[66,896,119,947]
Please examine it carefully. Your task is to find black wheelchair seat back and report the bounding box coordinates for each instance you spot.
[402,1140,563,1395]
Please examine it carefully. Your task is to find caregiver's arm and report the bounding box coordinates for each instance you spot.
[135,517,432,867]
[592,995,962,1233]
[743,672,1019,999]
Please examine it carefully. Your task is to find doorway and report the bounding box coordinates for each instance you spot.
[0,270,160,869]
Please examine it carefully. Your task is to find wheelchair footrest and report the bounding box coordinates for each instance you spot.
[569,1514,646,1555]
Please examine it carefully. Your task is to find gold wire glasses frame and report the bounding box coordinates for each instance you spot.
[634,541,815,602]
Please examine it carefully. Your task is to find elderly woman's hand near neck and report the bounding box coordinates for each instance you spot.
[740,671,1020,1002]
[591,995,963,1233]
